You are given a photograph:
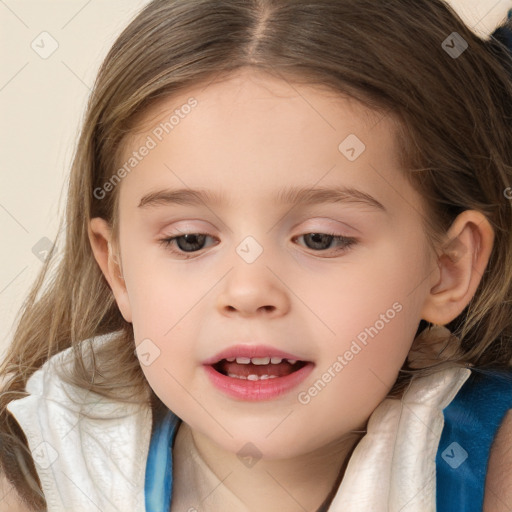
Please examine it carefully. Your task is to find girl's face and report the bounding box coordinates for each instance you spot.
[111,68,438,459]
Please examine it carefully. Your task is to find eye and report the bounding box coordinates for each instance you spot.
[293,233,357,254]
[158,231,357,259]
[158,233,218,258]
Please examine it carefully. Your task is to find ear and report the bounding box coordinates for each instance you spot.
[420,210,494,325]
[88,217,132,323]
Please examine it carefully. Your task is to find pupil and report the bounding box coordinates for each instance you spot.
[178,234,205,252]
[306,233,331,250]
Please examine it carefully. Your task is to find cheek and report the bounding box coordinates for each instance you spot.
[310,237,428,341]
[305,236,430,403]
[120,236,208,331]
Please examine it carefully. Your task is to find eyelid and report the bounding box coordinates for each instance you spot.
[293,217,361,236]
[158,217,360,240]
[157,220,218,237]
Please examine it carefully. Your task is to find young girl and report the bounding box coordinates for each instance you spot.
[1,1,512,511]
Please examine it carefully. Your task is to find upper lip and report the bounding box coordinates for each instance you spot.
[203,344,309,365]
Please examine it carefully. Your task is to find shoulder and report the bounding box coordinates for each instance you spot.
[0,472,33,512]
[484,409,512,511]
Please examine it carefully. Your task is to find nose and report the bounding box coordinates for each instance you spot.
[216,260,291,318]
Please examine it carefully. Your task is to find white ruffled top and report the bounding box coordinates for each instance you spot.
[6,332,470,511]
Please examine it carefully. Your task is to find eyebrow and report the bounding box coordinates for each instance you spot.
[138,185,386,212]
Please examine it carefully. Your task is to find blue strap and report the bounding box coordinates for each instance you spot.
[145,409,181,512]
[144,370,511,511]
[436,368,512,511]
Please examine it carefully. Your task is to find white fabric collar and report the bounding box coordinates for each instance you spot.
[328,365,470,511]
[7,333,471,511]
[7,332,151,512]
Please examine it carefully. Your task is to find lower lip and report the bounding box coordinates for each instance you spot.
[203,363,315,401]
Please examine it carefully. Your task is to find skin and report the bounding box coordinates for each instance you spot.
[88,68,495,511]
[483,410,512,511]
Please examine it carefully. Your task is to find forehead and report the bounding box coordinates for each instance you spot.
[126,68,389,149]
[116,68,414,216]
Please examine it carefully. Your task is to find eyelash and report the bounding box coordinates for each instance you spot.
[157,232,357,259]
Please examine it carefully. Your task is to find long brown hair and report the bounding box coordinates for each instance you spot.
[1,0,511,508]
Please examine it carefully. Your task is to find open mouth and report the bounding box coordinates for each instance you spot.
[204,349,315,400]
[211,356,309,380]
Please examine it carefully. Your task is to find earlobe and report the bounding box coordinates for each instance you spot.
[420,210,494,325]
[88,217,132,323]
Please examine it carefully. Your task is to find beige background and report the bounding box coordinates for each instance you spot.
[1,0,511,360]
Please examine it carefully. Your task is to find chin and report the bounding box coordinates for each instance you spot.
[200,422,320,461]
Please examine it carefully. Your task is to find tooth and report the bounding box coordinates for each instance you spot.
[226,357,235,362]
[287,359,297,364]
[251,357,270,365]
[227,373,278,381]
[236,357,251,364]
[270,357,282,364]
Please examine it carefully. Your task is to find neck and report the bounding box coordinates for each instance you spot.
[187,424,363,512]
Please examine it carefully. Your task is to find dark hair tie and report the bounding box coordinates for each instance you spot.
[491,9,512,50]
[489,9,512,77]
